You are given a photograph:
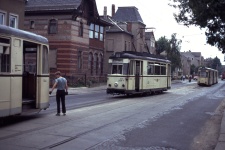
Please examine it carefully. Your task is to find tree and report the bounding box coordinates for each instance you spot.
[168,34,182,72]
[169,0,225,53]
[155,36,170,54]
[156,34,182,72]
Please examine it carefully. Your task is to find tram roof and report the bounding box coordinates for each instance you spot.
[109,51,171,63]
[198,66,218,71]
[0,25,48,45]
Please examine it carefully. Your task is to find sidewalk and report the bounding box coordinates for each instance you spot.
[49,85,107,97]
[215,110,225,150]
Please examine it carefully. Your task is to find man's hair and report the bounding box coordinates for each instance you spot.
[55,71,61,76]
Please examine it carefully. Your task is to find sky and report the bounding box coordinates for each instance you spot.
[96,0,225,65]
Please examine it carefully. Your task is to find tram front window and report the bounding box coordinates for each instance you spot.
[112,65,122,74]
[112,64,128,75]
[199,71,207,77]
[42,46,49,74]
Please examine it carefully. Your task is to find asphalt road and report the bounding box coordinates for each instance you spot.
[0,80,225,150]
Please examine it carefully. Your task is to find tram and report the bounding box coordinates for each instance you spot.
[106,51,171,96]
[0,25,49,118]
[197,67,218,86]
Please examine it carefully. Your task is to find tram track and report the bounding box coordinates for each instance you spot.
[1,82,223,149]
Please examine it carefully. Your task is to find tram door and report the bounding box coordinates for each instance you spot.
[135,61,142,91]
[22,42,38,108]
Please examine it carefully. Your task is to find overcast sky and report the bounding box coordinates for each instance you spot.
[96,0,225,65]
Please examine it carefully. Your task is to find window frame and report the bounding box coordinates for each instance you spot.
[9,13,18,28]
[0,11,6,25]
[48,19,58,34]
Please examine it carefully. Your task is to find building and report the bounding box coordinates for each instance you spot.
[24,0,111,86]
[0,0,25,29]
[101,5,147,74]
[180,51,204,76]
[145,31,156,54]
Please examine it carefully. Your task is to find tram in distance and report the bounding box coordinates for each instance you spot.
[0,25,49,118]
[197,66,218,86]
[106,51,171,96]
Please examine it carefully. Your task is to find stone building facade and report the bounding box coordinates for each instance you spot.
[0,0,25,29]
[24,0,111,86]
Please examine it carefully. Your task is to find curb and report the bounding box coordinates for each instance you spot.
[215,109,225,150]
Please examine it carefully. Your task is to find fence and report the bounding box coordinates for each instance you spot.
[50,73,107,88]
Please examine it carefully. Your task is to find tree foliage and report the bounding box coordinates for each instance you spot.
[156,34,182,72]
[169,0,225,53]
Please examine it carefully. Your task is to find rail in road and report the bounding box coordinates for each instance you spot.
[0,80,224,149]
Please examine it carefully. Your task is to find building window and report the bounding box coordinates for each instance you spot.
[88,53,93,75]
[30,20,35,29]
[0,12,6,25]
[79,21,83,37]
[125,41,127,51]
[93,53,97,75]
[100,26,104,41]
[99,54,103,75]
[95,25,99,39]
[78,51,82,69]
[48,19,57,34]
[9,14,18,28]
[89,23,94,38]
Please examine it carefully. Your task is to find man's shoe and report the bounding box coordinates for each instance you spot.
[63,113,66,116]
[56,113,60,116]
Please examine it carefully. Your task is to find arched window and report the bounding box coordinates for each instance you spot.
[93,53,98,75]
[78,51,82,69]
[99,54,103,75]
[48,19,57,34]
[79,21,83,37]
[88,53,93,75]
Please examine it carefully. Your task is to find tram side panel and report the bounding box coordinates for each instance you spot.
[10,38,23,115]
[0,77,11,117]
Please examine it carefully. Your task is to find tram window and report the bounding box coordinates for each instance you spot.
[0,46,10,73]
[155,64,160,75]
[108,63,112,74]
[147,62,154,75]
[112,65,122,74]
[123,63,128,75]
[161,65,166,75]
[129,60,134,75]
[42,46,49,74]
[199,72,207,77]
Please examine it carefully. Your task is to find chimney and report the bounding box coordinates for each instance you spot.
[104,6,107,18]
[112,4,115,17]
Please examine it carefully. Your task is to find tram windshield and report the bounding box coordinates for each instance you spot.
[199,71,208,77]
[111,63,128,75]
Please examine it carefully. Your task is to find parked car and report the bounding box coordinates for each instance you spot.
[193,76,198,80]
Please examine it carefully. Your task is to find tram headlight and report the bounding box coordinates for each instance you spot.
[122,84,125,87]
[108,84,111,87]
[114,82,118,87]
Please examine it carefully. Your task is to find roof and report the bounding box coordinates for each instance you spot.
[191,52,201,57]
[109,51,170,63]
[0,25,48,44]
[25,0,82,11]
[100,16,132,35]
[112,7,144,24]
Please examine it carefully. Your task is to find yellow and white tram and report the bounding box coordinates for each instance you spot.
[0,25,49,117]
[197,67,218,86]
[107,51,171,96]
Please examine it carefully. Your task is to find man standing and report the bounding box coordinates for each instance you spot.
[49,71,68,116]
